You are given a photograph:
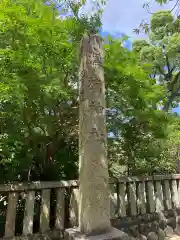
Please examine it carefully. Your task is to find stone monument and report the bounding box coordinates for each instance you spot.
[65,34,129,240]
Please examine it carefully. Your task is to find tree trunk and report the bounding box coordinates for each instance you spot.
[78,34,111,235]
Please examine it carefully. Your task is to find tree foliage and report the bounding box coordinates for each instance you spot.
[133,10,180,112]
[132,9,180,173]
[0,0,106,182]
[0,0,80,182]
[104,38,170,176]
[0,0,178,182]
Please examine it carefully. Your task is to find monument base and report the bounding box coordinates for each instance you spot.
[65,227,130,240]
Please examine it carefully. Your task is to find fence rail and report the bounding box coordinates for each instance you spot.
[0,180,79,192]
[0,175,180,239]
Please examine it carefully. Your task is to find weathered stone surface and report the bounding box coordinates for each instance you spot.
[164,209,176,218]
[139,234,147,240]
[147,232,158,240]
[141,214,152,223]
[164,180,172,210]
[139,224,147,234]
[112,211,180,240]
[174,225,180,236]
[123,228,130,235]
[176,208,180,216]
[151,221,159,232]
[157,212,165,221]
[69,188,79,227]
[172,180,179,209]
[176,216,180,225]
[164,211,168,218]
[167,217,176,229]
[111,217,138,230]
[65,227,131,240]
[134,215,142,224]
[129,225,139,237]
[19,230,64,240]
[147,182,156,213]
[159,219,167,230]
[129,183,137,216]
[119,183,126,217]
[163,226,174,237]
[152,213,160,221]
[5,192,19,237]
[157,228,165,240]
[130,237,138,240]
[78,34,111,234]
[138,182,146,215]
[148,223,152,231]
[139,223,151,235]
[123,217,132,222]
[155,182,164,213]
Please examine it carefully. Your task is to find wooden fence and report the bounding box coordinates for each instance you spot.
[0,175,180,239]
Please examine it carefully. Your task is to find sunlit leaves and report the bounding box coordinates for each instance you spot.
[133,10,180,112]
[133,40,149,53]
[155,0,170,4]
[151,10,174,40]
[0,0,80,181]
[104,37,170,175]
[167,33,180,55]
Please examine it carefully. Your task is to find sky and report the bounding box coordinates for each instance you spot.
[81,0,175,39]
[81,0,177,48]
[80,0,180,113]
[102,0,177,40]
[101,0,175,40]
[102,0,180,113]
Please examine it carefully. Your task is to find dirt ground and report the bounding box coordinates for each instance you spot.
[168,235,180,240]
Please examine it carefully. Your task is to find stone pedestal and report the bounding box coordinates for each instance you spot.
[65,227,130,240]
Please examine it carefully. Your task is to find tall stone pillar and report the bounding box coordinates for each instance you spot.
[65,34,129,240]
[78,34,111,235]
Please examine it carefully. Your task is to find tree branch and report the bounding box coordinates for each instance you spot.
[163,71,180,111]
[157,65,166,76]
[166,55,171,75]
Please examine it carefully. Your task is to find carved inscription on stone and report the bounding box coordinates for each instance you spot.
[78,34,111,234]
[87,127,105,143]
[86,52,103,67]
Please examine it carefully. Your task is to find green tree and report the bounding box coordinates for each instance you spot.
[0,0,174,182]
[0,0,79,182]
[159,116,180,173]
[0,0,106,182]
[133,10,180,112]
[104,38,170,175]
[133,9,180,173]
